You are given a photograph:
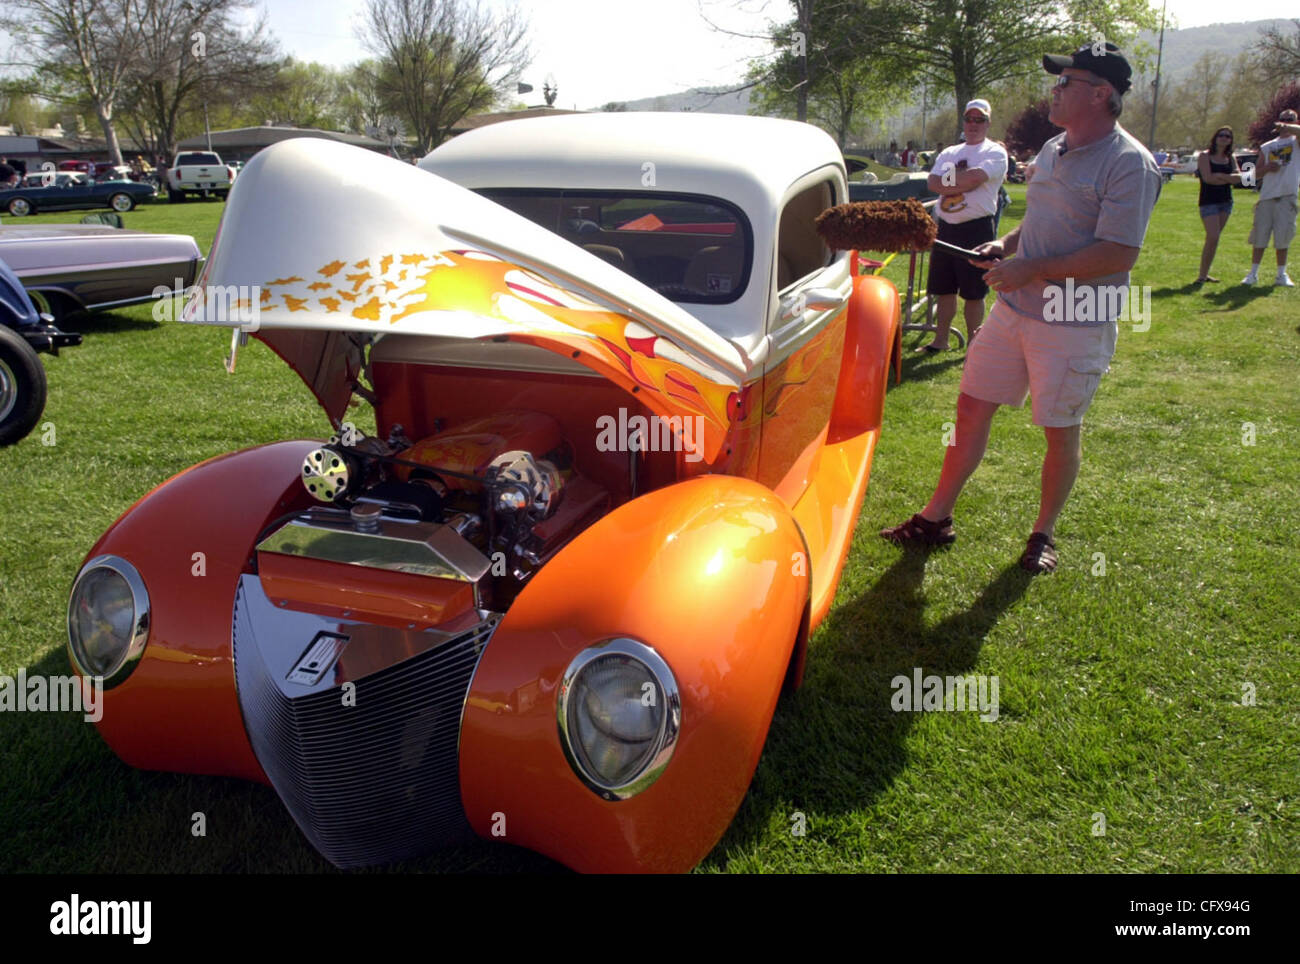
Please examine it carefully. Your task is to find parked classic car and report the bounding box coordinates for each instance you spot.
[0,174,155,216]
[67,116,901,872]
[0,222,202,323]
[0,254,80,445]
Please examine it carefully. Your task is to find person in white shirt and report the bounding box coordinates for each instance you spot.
[916,99,1008,353]
[1243,108,1300,287]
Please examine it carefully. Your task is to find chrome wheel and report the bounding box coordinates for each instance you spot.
[0,355,16,424]
[109,192,134,212]
[7,197,31,216]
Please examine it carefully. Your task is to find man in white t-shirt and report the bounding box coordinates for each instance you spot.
[917,99,1008,353]
[1243,108,1300,287]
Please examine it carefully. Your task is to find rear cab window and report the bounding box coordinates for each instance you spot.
[476,189,753,304]
[176,153,221,166]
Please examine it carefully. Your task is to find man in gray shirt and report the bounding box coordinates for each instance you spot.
[881,41,1162,573]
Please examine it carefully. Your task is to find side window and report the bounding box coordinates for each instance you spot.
[777,180,834,290]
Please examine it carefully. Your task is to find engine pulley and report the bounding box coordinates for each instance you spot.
[301,445,358,502]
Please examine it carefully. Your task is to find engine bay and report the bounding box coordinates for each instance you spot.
[258,411,612,619]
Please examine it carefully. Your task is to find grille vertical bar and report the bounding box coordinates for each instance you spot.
[234,586,494,868]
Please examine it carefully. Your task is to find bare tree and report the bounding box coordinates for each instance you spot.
[0,0,147,165]
[359,0,531,152]
[117,0,280,163]
[1254,18,1300,87]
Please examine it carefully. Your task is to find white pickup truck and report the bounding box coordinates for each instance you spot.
[166,150,236,202]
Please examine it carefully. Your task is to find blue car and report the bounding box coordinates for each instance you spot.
[0,256,81,445]
[0,175,155,217]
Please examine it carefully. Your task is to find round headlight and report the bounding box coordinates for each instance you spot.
[558,639,680,800]
[67,555,149,687]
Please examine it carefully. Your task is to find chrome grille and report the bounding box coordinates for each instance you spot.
[233,576,494,868]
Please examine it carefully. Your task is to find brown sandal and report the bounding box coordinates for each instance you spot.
[1020,532,1057,573]
[879,513,956,547]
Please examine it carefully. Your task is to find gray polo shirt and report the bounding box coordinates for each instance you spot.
[1001,124,1161,326]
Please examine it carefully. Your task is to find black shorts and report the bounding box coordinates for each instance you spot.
[927,215,996,300]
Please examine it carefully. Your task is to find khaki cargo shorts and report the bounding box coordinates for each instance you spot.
[960,300,1118,427]
[1248,195,1298,249]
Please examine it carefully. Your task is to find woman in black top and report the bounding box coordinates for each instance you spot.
[1195,126,1241,283]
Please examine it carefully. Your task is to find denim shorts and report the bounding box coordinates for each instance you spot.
[1199,201,1233,218]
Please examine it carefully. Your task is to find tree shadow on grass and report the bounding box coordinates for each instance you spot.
[2,644,561,874]
[711,554,1033,860]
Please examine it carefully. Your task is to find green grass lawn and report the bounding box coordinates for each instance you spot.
[0,180,1295,873]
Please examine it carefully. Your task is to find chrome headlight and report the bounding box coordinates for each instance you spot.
[558,639,681,800]
[67,555,149,687]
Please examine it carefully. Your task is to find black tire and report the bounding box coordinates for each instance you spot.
[7,196,34,216]
[0,326,48,447]
[168,188,185,203]
[216,190,229,200]
[109,192,135,212]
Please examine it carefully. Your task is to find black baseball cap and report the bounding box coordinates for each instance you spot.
[1043,42,1132,95]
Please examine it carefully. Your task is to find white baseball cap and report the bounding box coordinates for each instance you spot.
[964,99,991,118]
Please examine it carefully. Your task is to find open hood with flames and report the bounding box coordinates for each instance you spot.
[184,138,750,462]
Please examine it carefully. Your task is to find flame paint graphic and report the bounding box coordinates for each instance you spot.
[256,249,739,459]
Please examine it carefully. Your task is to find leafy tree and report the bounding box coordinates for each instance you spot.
[1164,52,1229,148]
[337,61,391,134]
[360,0,531,152]
[883,0,1160,136]
[1003,98,1060,157]
[743,0,911,146]
[1247,81,1300,149]
[248,60,347,130]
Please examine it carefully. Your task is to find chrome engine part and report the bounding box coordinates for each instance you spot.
[258,506,491,582]
[287,415,602,607]
[488,450,564,520]
[301,444,358,502]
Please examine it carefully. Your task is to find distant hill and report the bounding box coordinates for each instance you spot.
[603,18,1294,116]
[592,86,752,115]
[1135,17,1294,79]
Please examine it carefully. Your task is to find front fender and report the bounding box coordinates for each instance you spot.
[72,440,317,782]
[459,475,809,872]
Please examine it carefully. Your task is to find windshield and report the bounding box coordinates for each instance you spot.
[475,189,752,304]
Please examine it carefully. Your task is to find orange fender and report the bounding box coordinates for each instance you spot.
[459,474,809,872]
[72,441,318,783]
[828,273,900,443]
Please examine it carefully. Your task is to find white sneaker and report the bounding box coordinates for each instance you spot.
[1276,272,1295,287]
[1241,270,1258,285]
